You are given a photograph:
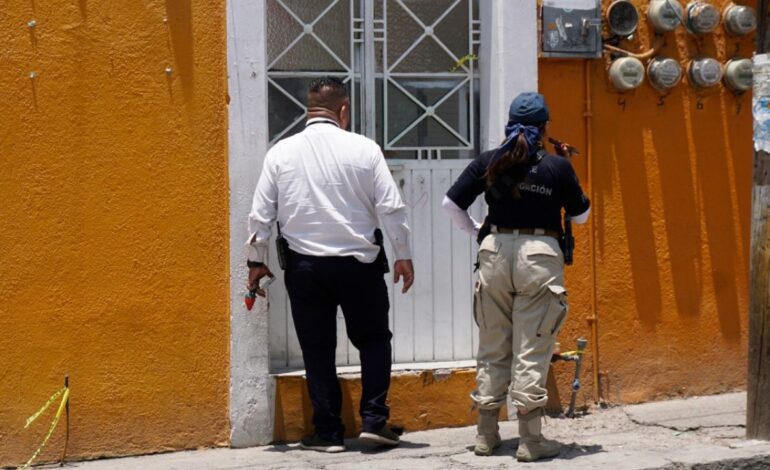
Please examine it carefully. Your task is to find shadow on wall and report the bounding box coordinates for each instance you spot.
[272,370,487,442]
[272,376,371,441]
[683,18,744,343]
[691,94,743,342]
[273,376,313,442]
[613,111,663,329]
[593,85,664,329]
[165,0,195,100]
[651,91,701,320]
[719,94,753,266]
[592,73,745,341]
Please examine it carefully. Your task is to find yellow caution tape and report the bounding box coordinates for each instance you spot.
[560,350,586,356]
[24,387,65,429]
[19,387,70,470]
[449,54,478,72]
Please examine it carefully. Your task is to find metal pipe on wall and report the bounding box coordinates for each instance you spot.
[584,58,602,404]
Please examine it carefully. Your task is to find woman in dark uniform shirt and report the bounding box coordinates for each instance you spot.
[443,92,590,461]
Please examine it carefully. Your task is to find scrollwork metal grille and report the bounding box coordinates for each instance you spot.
[266,0,479,157]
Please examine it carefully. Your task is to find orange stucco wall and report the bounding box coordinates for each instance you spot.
[274,369,484,442]
[541,0,752,404]
[0,1,228,467]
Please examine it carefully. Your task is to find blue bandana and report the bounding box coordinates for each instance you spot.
[496,122,542,158]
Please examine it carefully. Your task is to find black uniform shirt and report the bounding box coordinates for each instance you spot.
[446,149,590,232]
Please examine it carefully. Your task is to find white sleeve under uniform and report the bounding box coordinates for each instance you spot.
[247,117,412,264]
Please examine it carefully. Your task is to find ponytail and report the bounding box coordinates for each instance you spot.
[486,133,531,199]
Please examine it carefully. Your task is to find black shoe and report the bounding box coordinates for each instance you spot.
[359,426,400,447]
[299,434,346,453]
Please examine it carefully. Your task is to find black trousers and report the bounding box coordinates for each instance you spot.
[285,252,392,443]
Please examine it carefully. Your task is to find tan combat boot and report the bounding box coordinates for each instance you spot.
[474,408,502,456]
[516,408,561,462]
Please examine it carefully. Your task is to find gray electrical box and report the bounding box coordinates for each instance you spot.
[541,0,603,58]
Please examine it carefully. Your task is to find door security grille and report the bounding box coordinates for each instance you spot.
[266,0,480,160]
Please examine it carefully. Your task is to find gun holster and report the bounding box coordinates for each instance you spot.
[276,223,290,270]
[560,217,574,266]
[374,228,390,274]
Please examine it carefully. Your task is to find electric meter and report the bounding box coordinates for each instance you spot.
[723,4,757,36]
[609,57,645,91]
[648,57,683,90]
[648,0,684,32]
[607,0,640,36]
[688,58,723,87]
[723,58,753,92]
[685,1,721,34]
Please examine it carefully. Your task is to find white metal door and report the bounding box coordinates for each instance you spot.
[265,0,483,370]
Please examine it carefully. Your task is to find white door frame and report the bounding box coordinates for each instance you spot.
[226,0,537,447]
[227,0,274,447]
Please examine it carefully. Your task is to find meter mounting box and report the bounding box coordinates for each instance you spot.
[541,0,603,58]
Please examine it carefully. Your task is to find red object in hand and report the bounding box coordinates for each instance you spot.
[244,290,257,311]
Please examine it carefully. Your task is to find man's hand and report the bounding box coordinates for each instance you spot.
[248,264,274,297]
[393,259,414,294]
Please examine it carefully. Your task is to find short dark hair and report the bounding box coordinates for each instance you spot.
[308,76,348,96]
[307,76,349,111]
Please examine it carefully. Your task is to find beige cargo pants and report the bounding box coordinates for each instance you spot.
[470,231,568,412]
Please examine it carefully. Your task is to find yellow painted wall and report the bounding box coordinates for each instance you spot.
[0,1,229,466]
[274,370,482,442]
[541,0,753,405]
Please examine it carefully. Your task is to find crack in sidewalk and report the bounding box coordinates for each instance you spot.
[621,407,746,433]
[284,446,472,469]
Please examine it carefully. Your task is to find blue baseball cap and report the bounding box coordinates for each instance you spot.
[508,92,550,125]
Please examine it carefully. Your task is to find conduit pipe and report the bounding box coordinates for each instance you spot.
[584,59,602,403]
[602,36,665,60]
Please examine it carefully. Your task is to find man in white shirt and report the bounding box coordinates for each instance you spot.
[246,77,414,453]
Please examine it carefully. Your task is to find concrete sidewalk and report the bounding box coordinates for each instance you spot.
[65,392,770,470]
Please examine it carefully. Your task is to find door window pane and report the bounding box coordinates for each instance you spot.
[266,0,480,158]
[267,0,351,72]
[385,78,470,148]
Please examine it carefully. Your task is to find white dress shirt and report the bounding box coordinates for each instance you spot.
[247,118,412,264]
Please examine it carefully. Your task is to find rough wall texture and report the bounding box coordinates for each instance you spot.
[227,0,274,448]
[541,0,752,406]
[274,370,481,442]
[0,1,229,466]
